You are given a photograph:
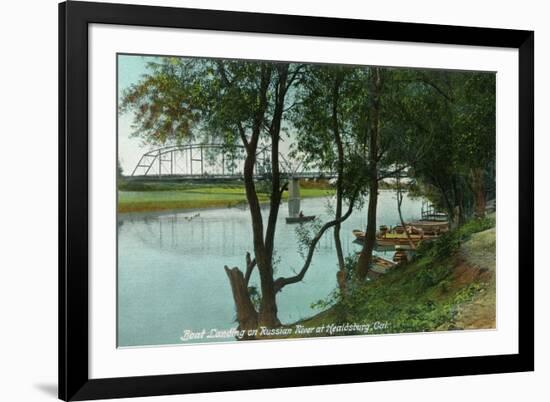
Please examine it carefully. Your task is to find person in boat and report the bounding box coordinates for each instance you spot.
[299,210,304,218]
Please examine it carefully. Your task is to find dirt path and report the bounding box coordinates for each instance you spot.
[454,228,496,329]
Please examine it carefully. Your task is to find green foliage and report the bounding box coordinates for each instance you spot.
[310,290,339,312]
[294,219,323,261]
[120,55,496,226]
[415,216,495,262]
[413,263,452,290]
[119,55,497,328]
[305,217,494,334]
[379,69,497,222]
[457,215,496,236]
[330,263,483,333]
[119,57,204,145]
[309,253,358,312]
[117,159,124,178]
[289,64,370,202]
[117,181,334,213]
[247,286,261,312]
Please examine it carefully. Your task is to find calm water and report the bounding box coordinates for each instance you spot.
[117,190,423,347]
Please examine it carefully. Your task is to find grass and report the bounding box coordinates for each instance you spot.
[290,215,497,336]
[117,180,335,213]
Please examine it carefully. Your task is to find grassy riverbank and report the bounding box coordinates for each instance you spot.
[283,215,496,337]
[117,179,335,213]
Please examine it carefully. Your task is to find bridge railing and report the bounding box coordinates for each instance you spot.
[131,144,270,178]
[130,143,333,179]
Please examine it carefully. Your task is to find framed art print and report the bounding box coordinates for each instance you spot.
[59,1,534,400]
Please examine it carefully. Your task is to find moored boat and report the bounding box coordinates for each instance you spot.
[354,252,396,276]
[352,229,365,240]
[407,220,449,234]
[286,215,316,224]
[393,249,408,263]
[393,225,423,235]
[352,221,441,248]
[376,232,438,247]
[371,256,396,273]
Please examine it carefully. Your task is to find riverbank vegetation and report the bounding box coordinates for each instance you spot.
[119,55,496,337]
[289,215,496,336]
[117,180,335,213]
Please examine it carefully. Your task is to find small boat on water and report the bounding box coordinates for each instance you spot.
[352,229,366,241]
[286,215,316,224]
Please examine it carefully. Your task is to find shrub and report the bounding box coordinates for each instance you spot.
[415,216,495,261]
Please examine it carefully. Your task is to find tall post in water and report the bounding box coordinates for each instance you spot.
[288,177,301,218]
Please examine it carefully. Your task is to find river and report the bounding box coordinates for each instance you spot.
[117,190,424,347]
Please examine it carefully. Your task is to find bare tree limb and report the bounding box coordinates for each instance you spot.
[393,76,453,102]
[376,146,387,163]
[395,166,416,250]
[265,65,289,260]
[244,251,257,286]
[279,181,289,199]
[273,193,357,293]
[216,61,233,86]
[237,122,249,150]
[283,100,301,113]
[284,64,306,96]
[418,74,453,102]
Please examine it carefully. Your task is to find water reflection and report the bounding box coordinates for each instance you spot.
[117,190,423,347]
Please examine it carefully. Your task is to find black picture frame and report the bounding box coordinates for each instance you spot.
[59,1,534,400]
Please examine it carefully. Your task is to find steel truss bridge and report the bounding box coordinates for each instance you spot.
[130,143,336,180]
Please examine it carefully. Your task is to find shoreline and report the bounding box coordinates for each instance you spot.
[117,191,337,216]
[117,195,326,218]
[118,202,256,219]
[116,188,412,216]
[263,222,497,340]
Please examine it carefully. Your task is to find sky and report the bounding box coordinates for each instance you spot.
[117,54,160,175]
[117,54,295,175]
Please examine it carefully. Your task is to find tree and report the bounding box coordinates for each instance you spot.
[121,56,497,330]
[396,70,496,223]
[355,68,381,279]
[450,72,496,218]
[121,57,355,331]
[354,67,457,278]
[395,169,417,249]
[290,64,367,293]
[195,59,297,329]
[121,58,287,328]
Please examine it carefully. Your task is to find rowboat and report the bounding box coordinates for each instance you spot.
[375,233,436,247]
[286,215,316,224]
[407,220,449,234]
[354,253,396,275]
[393,249,408,263]
[371,256,396,274]
[352,223,440,248]
[393,225,423,235]
[352,229,366,240]
[394,244,414,251]
[352,230,430,247]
